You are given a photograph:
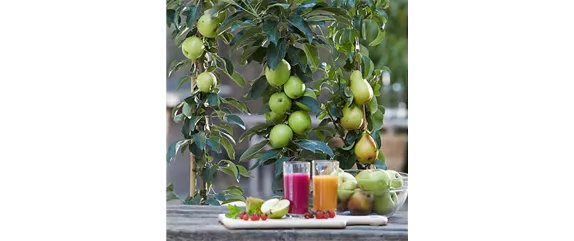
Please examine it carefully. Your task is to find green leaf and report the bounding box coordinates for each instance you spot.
[302,43,319,72]
[225,205,242,218]
[266,38,287,70]
[289,15,313,44]
[220,134,235,160]
[250,148,282,170]
[193,132,207,149]
[173,114,184,123]
[215,192,226,201]
[218,11,248,34]
[224,114,245,130]
[239,46,260,65]
[237,165,252,177]
[223,97,250,113]
[186,116,203,135]
[168,59,190,78]
[371,130,381,149]
[266,3,290,10]
[293,140,334,157]
[239,123,272,142]
[239,140,269,162]
[167,140,187,164]
[297,96,320,113]
[262,20,280,45]
[167,183,174,192]
[361,55,374,79]
[371,110,384,132]
[244,75,269,100]
[306,15,334,22]
[221,56,234,75]
[189,142,203,158]
[231,27,262,52]
[287,46,307,67]
[207,198,221,206]
[186,5,201,28]
[313,7,350,18]
[313,125,337,137]
[374,159,387,170]
[329,104,343,118]
[215,123,234,136]
[166,191,180,202]
[207,135,221,153]
[207,93,220,107]
[275,156,294,177]
[220,160,239,182]
[336,150,356,169]
[183,195,202,205]
[229,72,245,87]
[176,75,191,90]
[377,151,386,163]
[368,29,386,47]
[183,98,197,116]
[167,9,175,26]
[345,130,361,145]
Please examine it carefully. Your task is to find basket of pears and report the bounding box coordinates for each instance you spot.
[334,167,408,217]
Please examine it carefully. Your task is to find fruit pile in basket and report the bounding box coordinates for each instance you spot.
[334,168,408,216]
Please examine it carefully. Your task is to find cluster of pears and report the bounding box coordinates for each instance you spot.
[340,70,378,164]
[333,168,404,216]
[180,12,224,93]
[265,59,317,148]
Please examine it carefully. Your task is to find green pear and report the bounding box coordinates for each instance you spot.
[350,70,374,104]
[283,76,306,99]
[294,88,317,112]
[386,170,404,189]
[196,72,217,93]
[337,189,355,201]
[354,132,378,164]
[347,189,373,215]
[265,111,286,125]
[181,36,204,60]
[197,13,221,38]
[269,92,292,114]
[265,59,291,86]
[245,197,265,215]
[269,124,293,148]
[355,169,391,191]
[372,191,397,215]
[340,105,364,130]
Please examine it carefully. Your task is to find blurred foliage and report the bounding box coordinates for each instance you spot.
[362,0,407,106]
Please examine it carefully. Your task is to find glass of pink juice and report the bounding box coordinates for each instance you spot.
[283,161,310,215]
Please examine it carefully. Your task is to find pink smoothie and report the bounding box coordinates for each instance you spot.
[283,173,310,214]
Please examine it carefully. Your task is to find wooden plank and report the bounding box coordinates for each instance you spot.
[166,205,408,241]
[167,228,407,241]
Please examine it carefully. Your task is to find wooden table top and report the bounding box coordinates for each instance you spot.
[167,203,408,241]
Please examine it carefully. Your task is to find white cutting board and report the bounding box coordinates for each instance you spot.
[218,214,387,229]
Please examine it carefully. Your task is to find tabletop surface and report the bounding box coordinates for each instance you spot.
[166,203,408,241]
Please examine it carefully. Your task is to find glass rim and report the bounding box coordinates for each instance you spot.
[283,161,310,165]
[312,160,339,164]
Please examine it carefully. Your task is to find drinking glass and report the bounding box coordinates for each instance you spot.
[283,161,310,215]
[312,160,339,213]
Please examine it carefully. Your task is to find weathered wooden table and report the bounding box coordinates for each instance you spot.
[167,203,408,241]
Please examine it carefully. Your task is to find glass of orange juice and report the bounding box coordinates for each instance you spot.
[312,160,339,213]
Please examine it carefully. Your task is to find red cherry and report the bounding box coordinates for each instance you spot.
[316,211,324,219]
[261,214,268,221]
[329,210,335,218]
[251,214,260,221]
[242,215,249,221]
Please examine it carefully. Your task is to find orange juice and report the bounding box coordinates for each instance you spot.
[313,175,338,212]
